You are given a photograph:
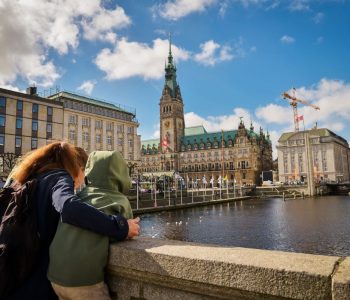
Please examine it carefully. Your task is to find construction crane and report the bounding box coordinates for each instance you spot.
[281,88,320,132]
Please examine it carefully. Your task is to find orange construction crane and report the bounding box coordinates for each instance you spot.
[281,88,320,132]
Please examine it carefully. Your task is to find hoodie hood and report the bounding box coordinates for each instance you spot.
[85,151,131,193]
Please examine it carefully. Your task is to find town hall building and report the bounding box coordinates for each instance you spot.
[138,42,273,185]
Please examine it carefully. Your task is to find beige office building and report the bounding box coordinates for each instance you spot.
[0,88,139,177]
[0,87,64,176]
[277,129,350,183]
[48,91,140,164]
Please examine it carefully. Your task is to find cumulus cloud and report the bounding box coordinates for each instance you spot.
[194,39,244,66]
[280,35,295,44]
[313,12,324,24]
[288,0,310,11]
[153,0,216,20]
[77,80,97,95]
[255,78,350,134]
[95,38,190,80]
[185,108,255,132]
[0,0,131,87]
[82,6,131,43]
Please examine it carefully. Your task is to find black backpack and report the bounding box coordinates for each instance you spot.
[0,179,40,299]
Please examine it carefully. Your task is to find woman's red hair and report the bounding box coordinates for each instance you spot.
[11,142,86,185]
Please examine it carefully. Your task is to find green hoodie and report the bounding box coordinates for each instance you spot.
[48,151,133,287]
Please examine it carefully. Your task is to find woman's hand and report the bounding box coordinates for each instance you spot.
[127,217,140,238]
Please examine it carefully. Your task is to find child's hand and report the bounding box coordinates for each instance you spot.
[127,217,140,238]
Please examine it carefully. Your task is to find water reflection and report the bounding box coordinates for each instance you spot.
[139,196,350,256]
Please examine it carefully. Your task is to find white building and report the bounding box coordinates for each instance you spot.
[277,128,350,183]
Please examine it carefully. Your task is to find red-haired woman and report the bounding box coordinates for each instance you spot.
[5,142,140,300]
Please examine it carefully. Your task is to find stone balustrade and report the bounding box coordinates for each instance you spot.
[107,237,350,300]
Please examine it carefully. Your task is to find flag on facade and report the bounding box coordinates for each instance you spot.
[295,115,304,122]
[162,137,168,147]
[202,175,207,185]
[209,177,214,185]
[223,174,228,181]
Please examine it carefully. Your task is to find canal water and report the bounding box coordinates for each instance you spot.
[139,195,350,256]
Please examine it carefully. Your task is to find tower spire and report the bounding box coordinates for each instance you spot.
[168,32,173,65]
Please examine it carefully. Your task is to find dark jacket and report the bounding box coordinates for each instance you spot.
[6,169,129,300]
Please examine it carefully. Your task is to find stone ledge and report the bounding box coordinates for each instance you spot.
[107,237,349,300]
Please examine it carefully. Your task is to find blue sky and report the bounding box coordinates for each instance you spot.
[1,0,350,156]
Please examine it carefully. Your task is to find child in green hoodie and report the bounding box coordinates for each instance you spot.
[48,151,139,300]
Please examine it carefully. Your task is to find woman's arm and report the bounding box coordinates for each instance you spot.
[51,174,129,241]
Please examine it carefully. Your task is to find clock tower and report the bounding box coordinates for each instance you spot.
[159,39,185,154]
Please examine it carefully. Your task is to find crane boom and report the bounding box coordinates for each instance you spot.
[281,90,320,132]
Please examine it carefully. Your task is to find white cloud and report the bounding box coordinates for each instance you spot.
[77,80,96,95]
[313,12,324,24]
[0,0,131,87]
[154,0,216,21]
[152,123,160,138]
[194,39,244,66]
[280,35,295,44]
[255,78,350,133]
[82,6,131,43]
[95,38,190,80]
[289,0,310,11]
[185,108,254,132]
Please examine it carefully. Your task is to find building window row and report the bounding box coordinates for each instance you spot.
[64,100,133,122]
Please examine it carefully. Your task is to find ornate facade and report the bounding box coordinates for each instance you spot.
[138,42,273,185]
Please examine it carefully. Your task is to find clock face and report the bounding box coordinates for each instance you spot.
[164,121,170,128]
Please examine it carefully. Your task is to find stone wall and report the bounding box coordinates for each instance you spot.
[107,237,350,300]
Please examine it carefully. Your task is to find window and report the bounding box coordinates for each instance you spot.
[15,136,22,148]
[82,118,89,127]
[69,130,76,140]
[0,115,5,127]
[118,138,123,146]
[83,132,89,142]
[95,120,102,129]
[0,97,6,107]
[47,106,53,116]
[17,100,23,110]
[32,120,38,131]
[107,136,112,145]
[107,122,113,131]
[117,125,123,133]
[0,134,4,146]
[31,138,38,149]
[32,103,38,113]
[47,123,52,133]
[96,134,101,143]
[128,139,133,148]
[127,126,133,134]
[16,118,22,129]
[69,115,76,124]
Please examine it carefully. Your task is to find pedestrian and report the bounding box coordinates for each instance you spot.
[5,142,140,300]
[48,151,139,300]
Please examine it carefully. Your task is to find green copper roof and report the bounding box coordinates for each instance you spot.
[49,91,136,116]
[185,126,207,136]
[181,130,238,146]
[141,138,160,148]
